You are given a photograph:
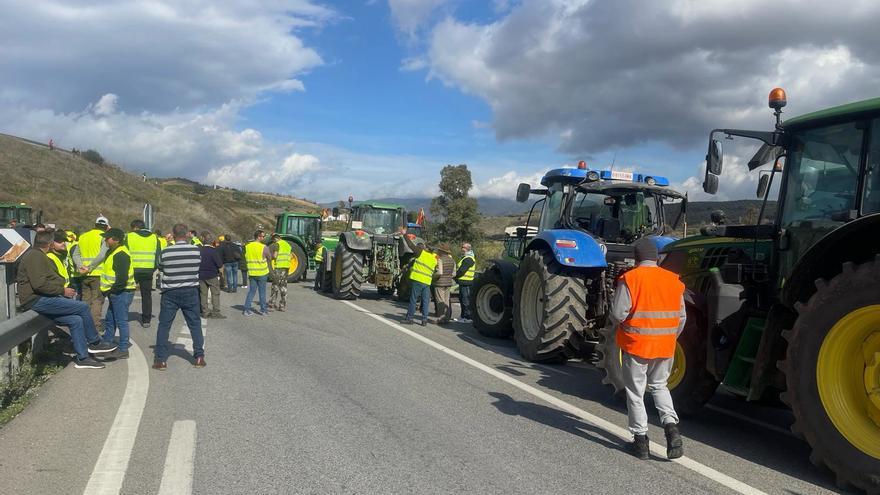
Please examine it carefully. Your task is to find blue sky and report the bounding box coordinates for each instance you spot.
[2,0,880,203]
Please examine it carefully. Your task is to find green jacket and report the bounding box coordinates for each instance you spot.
[16,248,66,310]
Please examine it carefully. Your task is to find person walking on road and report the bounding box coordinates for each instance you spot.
[268,234,291,311]
[454,242,476,322]
[153,223,206,370]
[610,238,687,461]
[127,220,161,328]
[198,233,226,319]
[403,237,438,326]
[243,230,271,316]
[433,243,455,324]
[74,215,111,327]
[17,231,116,368]
[99,228,136,360]
[219,234,241,292]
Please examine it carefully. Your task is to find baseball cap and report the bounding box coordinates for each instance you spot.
[95,215,110,226]
[101,228,125,241]
[53,230,69,243]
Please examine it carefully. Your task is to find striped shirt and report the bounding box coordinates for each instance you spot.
[158,242,201,291]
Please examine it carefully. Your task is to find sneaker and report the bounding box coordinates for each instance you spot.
[88,341,118,354]
[402,318,413,325]
[664,423,684,459]
[140,321,150,328]
[103,349,129,360]
[152,360,167,371]
[193,356,206,368]
[628,434,650,460]
[74,357,105,369]
[243,310,255,317]
[419,319,427,327]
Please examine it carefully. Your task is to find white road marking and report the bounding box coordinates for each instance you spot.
[706,404,796,438]
[82,341,149,495]
[158,420,197,495]
[342,301,767,495]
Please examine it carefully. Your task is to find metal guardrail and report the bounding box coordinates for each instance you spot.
[0,310,55,356]
[1,262,54,381]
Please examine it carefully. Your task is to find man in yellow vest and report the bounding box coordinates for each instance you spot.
[454,242,476,322]
[98,228,136,360]
[47,230,71,288]
[268,234,292,311]
[404,239,438,326]
[127,220,161,328]
[75,215,111,326]
[313,241,326,291]
[243,230,271,316]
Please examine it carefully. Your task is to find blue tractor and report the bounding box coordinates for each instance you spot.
[471,163,686,363]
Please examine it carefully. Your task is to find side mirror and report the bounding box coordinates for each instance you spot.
[756,172,771,199]
[703,173,719,195]
[707,139,723,175]
[516,183,532,203]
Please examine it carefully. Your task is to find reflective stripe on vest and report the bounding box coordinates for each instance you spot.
[409,250,438,285]
[126,232,158,269]
[274,241,292,269]
[78,229,105,276]
[47,252,70,287]
[456,254,476,282]
[99,246,136,292]
[245,241,269,276]
[615,265,685,359]
[314,244,325,263]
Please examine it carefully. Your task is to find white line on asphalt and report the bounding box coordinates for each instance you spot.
[342,301,767,495]
[83,341,149,495]
[158,420,197,495]
[705,404,796,438]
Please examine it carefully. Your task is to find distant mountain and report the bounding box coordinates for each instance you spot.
[321,197,528,217]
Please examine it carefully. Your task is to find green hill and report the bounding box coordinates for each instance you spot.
[0,134,320,239]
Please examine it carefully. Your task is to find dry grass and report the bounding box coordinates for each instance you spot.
[0,135,320,238]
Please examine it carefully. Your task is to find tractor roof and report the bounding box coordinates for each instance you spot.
[279,212,321,219]
[576,180,685,199]
[353,201,405,210]
[784,96,880,130]
[0,203,30,208]
[541,168,671,188]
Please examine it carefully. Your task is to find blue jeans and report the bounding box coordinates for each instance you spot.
[406,280,430,321]
[224,262,239,292]
[103,291,134,352]
[154,287,204,361]
[31,296,100,360]
[459,284,472,319]
[244,275,268,313]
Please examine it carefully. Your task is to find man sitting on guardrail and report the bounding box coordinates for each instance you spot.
[16,231,117,369]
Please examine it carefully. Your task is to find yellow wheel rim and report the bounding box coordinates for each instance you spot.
[817,304,880,459]
[668,342,686,390]
[287,253,300,277]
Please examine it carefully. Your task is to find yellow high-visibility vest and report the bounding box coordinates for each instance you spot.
[99,246,136,292]
[245,241,269,277]
[66,241,78,278]
[314,244,325,263]
[274,241,292,270]
[409,249,438,285]
[191,237,203,246]
[159,237,168,249]
[457,254,476,282]
[47,252,70,287]
[78,229,105,277]
[126,232,159,269]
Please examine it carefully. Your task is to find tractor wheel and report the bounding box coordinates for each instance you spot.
[512,249,586,363]
[286,243,308,283]
[332,243,363,300]
[472,268,513,338]
[319,256,333,293]
[780,259,880,494]
[595,324,625,397]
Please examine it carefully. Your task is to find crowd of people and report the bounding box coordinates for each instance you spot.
[13,215,295,370]
[401,235,476,326]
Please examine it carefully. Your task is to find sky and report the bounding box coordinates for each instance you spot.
[3,0,880,203]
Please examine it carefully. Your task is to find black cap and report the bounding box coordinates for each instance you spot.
[101,228,126,241]
[52,230,68,243]
[634,238,659,262]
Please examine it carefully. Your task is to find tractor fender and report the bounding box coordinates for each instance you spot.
[783,212,880,305]
[340,231,372,251]
[280,235,306,252]
[526,229,607,268]
[482,259,518,301]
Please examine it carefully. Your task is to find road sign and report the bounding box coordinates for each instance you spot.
[143,203,154,230]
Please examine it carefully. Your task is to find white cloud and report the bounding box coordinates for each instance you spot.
[92,94,119,116]
[472,170,547,198]
[388,0,449,36]
[206,153,321,192]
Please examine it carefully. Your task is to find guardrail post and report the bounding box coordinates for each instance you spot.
[1,264,15,382]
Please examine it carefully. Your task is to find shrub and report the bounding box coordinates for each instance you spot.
[81,149,104,165]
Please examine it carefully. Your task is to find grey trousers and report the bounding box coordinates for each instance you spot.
[199,277,221,314]
[623,352,679,435]
[434,286,452,322]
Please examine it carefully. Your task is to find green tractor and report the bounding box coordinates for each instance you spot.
[601,89,880,492]
[273,212,323,282]
[320,201,412,300]
[0,202,35,227]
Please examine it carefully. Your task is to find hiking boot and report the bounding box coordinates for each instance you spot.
[628,434,650,460]
[88,341,117,354]
[193,356,206,368]
[74,357,105,369]
[664,423,684,459]
[208,311,227,319]
[420,319,427,326]
[103,349,129,360]
[152,360,167,371]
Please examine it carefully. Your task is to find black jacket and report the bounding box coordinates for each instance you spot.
[219,241,241,263]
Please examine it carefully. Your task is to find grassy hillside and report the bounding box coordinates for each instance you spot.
[0,134,319,239]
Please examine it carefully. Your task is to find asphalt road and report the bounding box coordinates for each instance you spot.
[0,282,852,494]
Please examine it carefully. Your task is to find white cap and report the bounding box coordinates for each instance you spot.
[95,215,110,226]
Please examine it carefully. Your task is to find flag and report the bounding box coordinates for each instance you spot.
[416,208,426,226]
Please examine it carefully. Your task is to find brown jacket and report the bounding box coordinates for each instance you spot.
[433,253,456,287]
[16,248,66,310]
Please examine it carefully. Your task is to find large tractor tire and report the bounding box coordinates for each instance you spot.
[595,324,625,396]
[316,256,333,293]
[779,259,880,494]
[512,249,586,363]
[332,243,364,300]
[472,269,513,338]
[285,243,308,283]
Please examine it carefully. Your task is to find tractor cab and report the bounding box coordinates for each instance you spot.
[0,203,34,227]
[349,203,406,236]
[273,212,323,282]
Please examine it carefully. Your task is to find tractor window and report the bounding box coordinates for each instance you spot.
[863,119,880,214]
[285,217,318,240]
[570,190,660,241]
[539,186,565,231]
[360,208,403,235]
[781,122,862,225]
[0,207,15,226]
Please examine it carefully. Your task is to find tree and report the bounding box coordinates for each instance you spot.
[81,149,104,165]
[430,164,481,243]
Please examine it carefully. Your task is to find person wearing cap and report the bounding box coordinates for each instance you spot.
[609,237,687,461]
[74,215,111,326]
[268,234,291,312]
[17,231,117,368]
[99,228,136,360]
[403,237,438,326]
[47,230,72,288]
[433,243,456,324]
[127,220,161,328]
[243,230,271,316]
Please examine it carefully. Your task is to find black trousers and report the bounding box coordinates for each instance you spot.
[134,270,155,324]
